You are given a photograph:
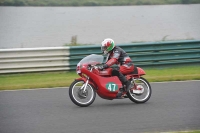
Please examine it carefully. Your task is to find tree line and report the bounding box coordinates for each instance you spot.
[0,0,200,6]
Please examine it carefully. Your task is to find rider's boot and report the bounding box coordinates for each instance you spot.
[116,88,125,98]
[116,73,132,98]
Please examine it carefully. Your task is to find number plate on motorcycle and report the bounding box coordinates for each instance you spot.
[106,82,118,92]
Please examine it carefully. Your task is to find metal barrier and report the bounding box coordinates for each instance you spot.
[0,47,70,74]
[0,40,199,74]
[69,40,200,70]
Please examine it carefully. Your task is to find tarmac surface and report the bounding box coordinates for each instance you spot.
[0,81,200,133]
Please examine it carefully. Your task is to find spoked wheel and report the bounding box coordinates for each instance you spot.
[69,80,96,107]
[127,77,152,103]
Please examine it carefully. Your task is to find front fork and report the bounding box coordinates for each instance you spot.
[81,66,93,93]
[82,77,89,93]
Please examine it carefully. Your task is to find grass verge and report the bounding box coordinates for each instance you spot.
[0,65,199,90]
[158,130,200,133]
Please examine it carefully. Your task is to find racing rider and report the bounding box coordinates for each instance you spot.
[98,38,135,98]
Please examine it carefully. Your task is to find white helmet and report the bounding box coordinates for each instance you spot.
[101,38,115,55]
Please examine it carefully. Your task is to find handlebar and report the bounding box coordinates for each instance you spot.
[88,64,99,70]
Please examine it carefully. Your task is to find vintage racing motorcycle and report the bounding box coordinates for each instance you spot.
[69,54,152,107]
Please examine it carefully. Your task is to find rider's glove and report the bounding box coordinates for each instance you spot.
[97,64,108,70]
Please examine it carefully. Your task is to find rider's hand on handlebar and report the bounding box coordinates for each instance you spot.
[96,64,108,70]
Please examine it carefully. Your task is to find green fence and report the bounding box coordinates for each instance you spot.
[69,40,200,70]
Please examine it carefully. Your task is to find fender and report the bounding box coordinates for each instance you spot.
[137,67,146,76]
[126,67,146,80]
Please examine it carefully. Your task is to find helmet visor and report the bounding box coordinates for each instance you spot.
[101,45,107,52]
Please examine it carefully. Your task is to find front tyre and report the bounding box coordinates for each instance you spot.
[127,77,152,103]
[69,80,96,107]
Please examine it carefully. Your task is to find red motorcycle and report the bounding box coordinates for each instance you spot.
[69,54,152,107]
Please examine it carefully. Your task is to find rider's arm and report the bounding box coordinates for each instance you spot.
[98,58,117,70]
[99,48,120,70]
[105,58,117,68]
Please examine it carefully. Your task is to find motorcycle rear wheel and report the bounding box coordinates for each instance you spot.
[69,80,96,107]
[127,77,151,103]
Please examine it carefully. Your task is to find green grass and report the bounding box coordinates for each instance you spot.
[177,131,200,133]
[144,65,200,82]
[0,71,75,90]
[181,131,200,133]
[0,65,199,90]
[158,130,200,133]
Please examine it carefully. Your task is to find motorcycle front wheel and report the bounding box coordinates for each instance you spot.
[127,77,152,103]
[69,80,96,107]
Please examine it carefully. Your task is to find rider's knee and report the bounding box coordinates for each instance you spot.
[112,69,119,76]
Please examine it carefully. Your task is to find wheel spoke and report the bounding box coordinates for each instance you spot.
[69,80,96,107]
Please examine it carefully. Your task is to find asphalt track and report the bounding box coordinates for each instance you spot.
[0,81,200,133]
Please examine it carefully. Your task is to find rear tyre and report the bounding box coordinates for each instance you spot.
[127,77,151,103]
[69,80,96,107]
